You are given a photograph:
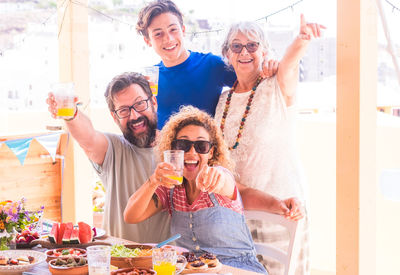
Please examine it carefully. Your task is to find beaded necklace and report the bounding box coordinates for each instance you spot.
[220,76,263,150]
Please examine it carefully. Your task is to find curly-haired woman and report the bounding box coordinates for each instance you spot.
[124,106,303,274]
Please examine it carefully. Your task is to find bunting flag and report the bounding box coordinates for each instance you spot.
[4,138,33,165]
[36,133,61,162]
[0,132,63,166]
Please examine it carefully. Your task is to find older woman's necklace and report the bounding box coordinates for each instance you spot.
[220,76,263,150]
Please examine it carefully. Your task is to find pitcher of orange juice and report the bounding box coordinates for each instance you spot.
[152,248,186,275]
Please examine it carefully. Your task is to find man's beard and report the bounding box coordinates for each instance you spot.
[122,114,157,148]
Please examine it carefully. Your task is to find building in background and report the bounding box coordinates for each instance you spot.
[0,1,399,118]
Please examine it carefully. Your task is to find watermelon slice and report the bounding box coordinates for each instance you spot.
[70,228,80,244]
[48,223,59,244]
[62,222,74,244]
[57,223,67,244]
[78,222,93,244]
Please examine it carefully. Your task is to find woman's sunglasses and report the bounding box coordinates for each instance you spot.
[171,139,213,154]
[229,42,260,53]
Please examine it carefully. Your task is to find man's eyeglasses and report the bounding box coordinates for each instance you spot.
[229,42,260,53]
[171,139,213,154]
[114,98,151,119]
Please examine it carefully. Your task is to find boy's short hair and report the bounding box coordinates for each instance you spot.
[136,0,184,38]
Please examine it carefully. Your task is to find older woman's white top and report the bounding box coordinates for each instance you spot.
[215,76,306,201]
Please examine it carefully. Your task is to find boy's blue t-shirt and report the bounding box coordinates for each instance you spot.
[156,51,236,128]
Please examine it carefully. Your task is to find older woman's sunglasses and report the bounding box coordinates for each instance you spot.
[171,139,213,154]
[230,42,260,53]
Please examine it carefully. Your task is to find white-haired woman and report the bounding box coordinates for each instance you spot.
[214,15,325,275]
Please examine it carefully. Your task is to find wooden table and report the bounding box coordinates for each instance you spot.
[26,235,262,274]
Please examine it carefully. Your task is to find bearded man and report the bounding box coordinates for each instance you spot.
[46,72,170,242]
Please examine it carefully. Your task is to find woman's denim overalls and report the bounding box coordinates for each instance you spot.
[169,188,267,274]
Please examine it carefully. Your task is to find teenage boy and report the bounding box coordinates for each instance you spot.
[136,0,277,128]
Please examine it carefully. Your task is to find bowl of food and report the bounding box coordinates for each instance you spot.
[111,267,156,275]
[48,256,88,275]
[46,248,87,262]
[110,244,153,269]
[0,250,46,274]
[16,229,40,248]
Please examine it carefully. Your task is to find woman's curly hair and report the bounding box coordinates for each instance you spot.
[156,105,234,172]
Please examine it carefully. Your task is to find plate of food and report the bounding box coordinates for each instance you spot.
[0,250,46,274]
[45,247,87,262]
[180,252,222,274]
[15,229,41,249]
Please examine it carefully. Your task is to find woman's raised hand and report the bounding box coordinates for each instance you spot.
[299,14,326,40]
[150,162,182,188]
[196,165,226,193]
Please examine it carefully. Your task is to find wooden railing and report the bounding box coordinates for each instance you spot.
[0,132,69,222]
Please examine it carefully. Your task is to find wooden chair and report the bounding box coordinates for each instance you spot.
[244,210,299,275]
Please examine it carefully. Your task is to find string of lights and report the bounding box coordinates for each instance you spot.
[58,0,71,38]
[0,0,305,57]
[189,28,225,37]
[255,0,303,22]
[383,0,400,12]
[2,0,400,58]
[71,0,305,36]
[188,0,304,36]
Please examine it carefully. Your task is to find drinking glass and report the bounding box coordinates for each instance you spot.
[143,66,159,96]
[87,245,111,275]
[52,82,75,119]
[152,247,187,275]
[163,150,184,184]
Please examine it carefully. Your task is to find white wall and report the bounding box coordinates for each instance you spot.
[297,116,336,273]
[297,113,400,275]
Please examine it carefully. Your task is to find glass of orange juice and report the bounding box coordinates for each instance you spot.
[52,82,75,119]
[152,248,186,275]
[143,66,159,96]
[163,150,184,184]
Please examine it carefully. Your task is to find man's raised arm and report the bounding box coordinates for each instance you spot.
[46,93,108,165]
